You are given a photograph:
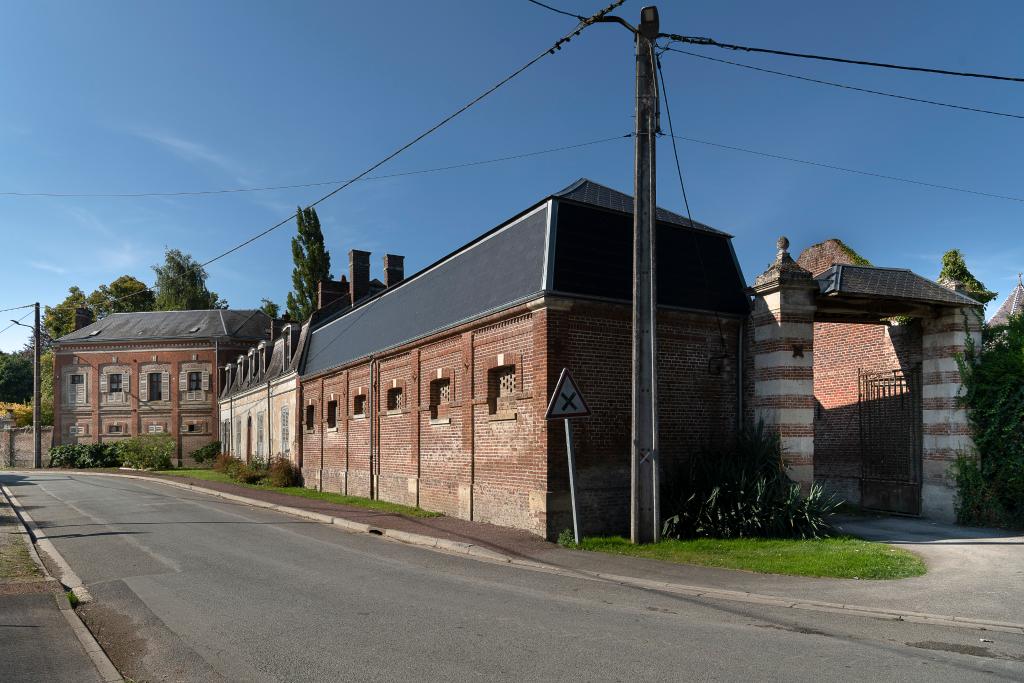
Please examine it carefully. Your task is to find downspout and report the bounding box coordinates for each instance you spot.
[368,356,377,499]
[266,379,272,463]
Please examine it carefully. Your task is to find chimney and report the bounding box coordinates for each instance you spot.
[349,249,371,305]
[384,254,405,288]
[317,277,349,311]
[74,307,93,331]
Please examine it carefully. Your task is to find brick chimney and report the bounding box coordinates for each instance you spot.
[383,254,405,288]
[74,307,93,331]
[349,249,370,306]
[317,276,349,311]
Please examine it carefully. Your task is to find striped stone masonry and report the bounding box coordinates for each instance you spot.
[751,237,819,490]
[919,307,982,521]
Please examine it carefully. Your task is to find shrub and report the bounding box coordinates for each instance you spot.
[48,443,119,469]
[116,435,174,470]
[233,461,267,485]
[661,421,840,540]
[267,457,301,487]
[213,452,234,473]
[956,312,1024,528]
[190,441,221,465]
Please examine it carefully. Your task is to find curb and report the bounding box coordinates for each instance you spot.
[16,470,1024,637]
[1,484,124,683]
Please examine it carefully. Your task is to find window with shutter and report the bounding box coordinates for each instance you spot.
[179,372,187,393]
[201,372,210,391]
[99,373,108,393]
[161,372,169,399]
[140,373,148,402]
[280,406,290,454]
[256,413,265,457]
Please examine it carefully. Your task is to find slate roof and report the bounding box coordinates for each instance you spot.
[989,275,1024,326]
[554,178,729,235]
[57,309,271,343]
[817,265,981,307]
[302,178,748,378]
[221,323,303,398]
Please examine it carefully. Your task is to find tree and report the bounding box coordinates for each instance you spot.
[0,352,33,403]
[153,248,227,311]
[939,249,997,305]
[286,206,331,322]
[259,298,280,319]
[43,286,88,340]
[87,275,155,317]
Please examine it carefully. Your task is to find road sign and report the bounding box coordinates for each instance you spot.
[545,368,591,420]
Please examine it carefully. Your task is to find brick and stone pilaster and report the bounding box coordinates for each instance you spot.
[920,304,982,521]
[751,237,818,489]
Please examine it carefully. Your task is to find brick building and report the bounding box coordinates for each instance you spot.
[298,179,749,538]
[53,309,271,464]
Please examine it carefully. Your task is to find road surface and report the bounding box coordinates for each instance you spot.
[3,471,1022,682]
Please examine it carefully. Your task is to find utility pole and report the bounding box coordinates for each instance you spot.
[631,6,660,544]
[33,302,40,468]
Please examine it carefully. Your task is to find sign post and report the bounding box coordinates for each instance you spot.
[546,368,591,544]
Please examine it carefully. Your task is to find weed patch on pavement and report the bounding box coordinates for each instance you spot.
[574,535,926,579]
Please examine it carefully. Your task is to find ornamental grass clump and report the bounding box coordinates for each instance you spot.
[267,457,301,487]
[661,421,840,540]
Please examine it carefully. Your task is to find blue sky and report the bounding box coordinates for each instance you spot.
[2,1,1022,351]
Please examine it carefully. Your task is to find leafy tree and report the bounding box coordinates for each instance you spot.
[153,248,227,311]
[87,275,155,317]
[939,249,997,305]
[286,206,331,322]
[259,298,280,319]
[0,352,33,403]
[43,286,88,340]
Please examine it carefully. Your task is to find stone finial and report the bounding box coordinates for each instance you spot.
[754,235,813,289]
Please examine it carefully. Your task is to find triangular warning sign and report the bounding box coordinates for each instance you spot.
[545,368,591,420]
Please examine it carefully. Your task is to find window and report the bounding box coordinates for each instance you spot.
[70,374,84,385]
[280,406,290,454]
[187,423,200,433]
[305,405,315,431]
[108,424,123,434]
[235,419,242,454]
[148,424,164,434]
[68,373,86,405]
[108,373,122,393]
[188,372,202,391]
[429,378,451,422]
[222,420,230,444]
[326,400,338,429]
[353,394,367,418]
[68,425,83,436]
[256,413,264,457]
[386,387,403,412]
[148,373,163,401]
[487,365,516,416]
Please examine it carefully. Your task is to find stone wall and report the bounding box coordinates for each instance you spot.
[0,427,55,468]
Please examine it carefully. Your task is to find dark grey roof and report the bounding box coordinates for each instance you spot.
[58,309,270,343]
[301,178,749,378]
[989,275,1023,326]
[817,265,980,307]
[303,204,549,376]
[222,323,302,398]
[554,178,729,236]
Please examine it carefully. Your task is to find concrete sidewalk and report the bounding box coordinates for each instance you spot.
[0,494,108,683]
[26,469,1024,629]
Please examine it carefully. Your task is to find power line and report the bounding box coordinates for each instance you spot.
[665,133,1024,204]
[0,135,630,199]
[0,310,32,337]
[661,34,1024,83]
[525,0,585,21]
[0,303,35,314]
[661,46,1024,120]
[97,0,628,310]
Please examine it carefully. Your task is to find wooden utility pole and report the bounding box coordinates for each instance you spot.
[33,302,40,468]
[631,6,660,544]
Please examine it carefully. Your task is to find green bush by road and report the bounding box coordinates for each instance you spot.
[572,535,926,579]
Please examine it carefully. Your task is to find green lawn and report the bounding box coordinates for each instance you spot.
[575,535,925,579]
[154,469,441,518]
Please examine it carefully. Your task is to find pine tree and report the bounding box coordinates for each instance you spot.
[286,206,331,321]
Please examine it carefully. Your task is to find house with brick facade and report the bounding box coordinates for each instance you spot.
[297,179,750,538]
[53,309,271,465]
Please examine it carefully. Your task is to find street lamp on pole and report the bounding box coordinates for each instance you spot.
[10,303,42,468]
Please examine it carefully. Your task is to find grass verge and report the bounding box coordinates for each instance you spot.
[153,469,441,518]
[573,535,926,579]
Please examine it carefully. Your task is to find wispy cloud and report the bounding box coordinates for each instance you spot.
[134,129,245,176]
[30,260,67,275]
[66,206,114,238]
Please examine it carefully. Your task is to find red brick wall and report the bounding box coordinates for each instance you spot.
[796,239,861,276]
[812,321,922,502]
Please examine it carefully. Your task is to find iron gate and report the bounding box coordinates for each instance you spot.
[858,368,922,515]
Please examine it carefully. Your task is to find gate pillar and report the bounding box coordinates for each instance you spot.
[751,237,818,489]
[920,302,982,521]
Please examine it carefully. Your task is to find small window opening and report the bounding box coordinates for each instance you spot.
[148,372,163,400]
[188,371,202,392]
[187,423,199,433]
[429,378,451,421]
[305,405,315,431]
[326,400,338,429]
[107,424,123,434]
[386,387,404,412]
[353,394,367,417]
[70,375,84,385]
[108,373,122,393]
[487,365,516,415]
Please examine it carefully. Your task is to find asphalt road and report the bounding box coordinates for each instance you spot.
[4,471,1024,682]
